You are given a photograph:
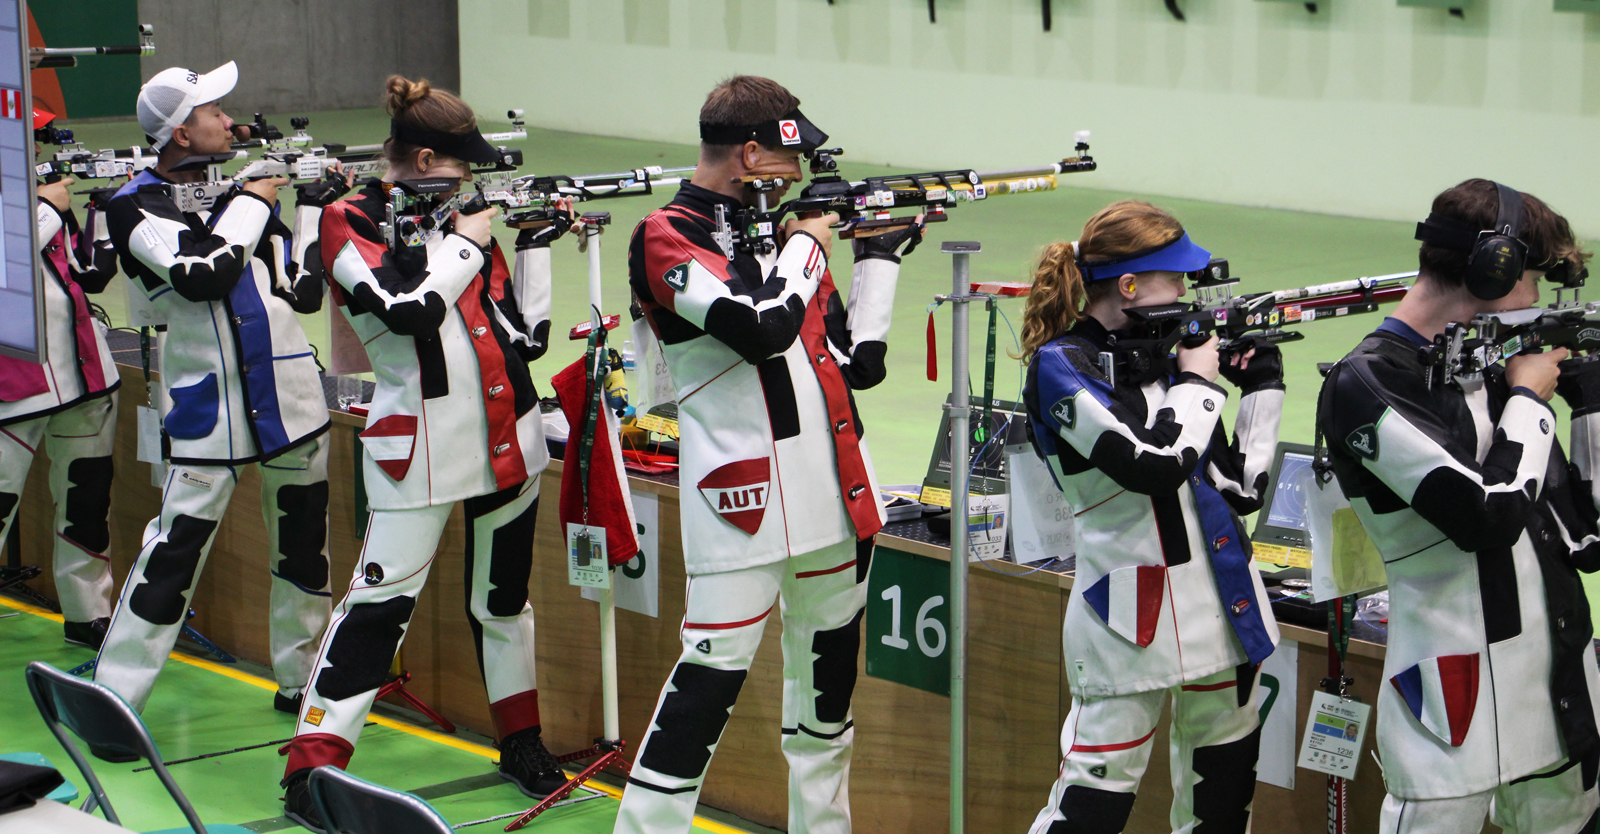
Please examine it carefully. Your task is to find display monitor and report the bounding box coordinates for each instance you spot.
[1251,442,1318,550]
[0,0,40,361]
[918,395,1026,508]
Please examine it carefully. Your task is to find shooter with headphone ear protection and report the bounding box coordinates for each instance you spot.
[1414,181,1530,301]
[1318,178,1600,834]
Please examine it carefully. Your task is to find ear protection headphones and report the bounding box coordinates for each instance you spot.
[1414,182,1529,301]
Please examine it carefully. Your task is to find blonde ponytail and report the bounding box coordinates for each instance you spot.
[1019,241,1088,362]
[1018,200,1186,363]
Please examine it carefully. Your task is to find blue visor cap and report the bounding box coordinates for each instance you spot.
[1078,232,1212,283]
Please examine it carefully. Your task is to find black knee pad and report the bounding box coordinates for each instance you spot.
[465,488,537,619]
[1191,726,1261,833]
[274,482,329,592]
[810,609,863,724]
[485,496,536,618]
[1047,785,1137,834]
[855,537,874,584]
[314,595,417,702]
[0,492,19,533]
[128,514,217,625]
[637,663,747,780]
[63,456,113,553]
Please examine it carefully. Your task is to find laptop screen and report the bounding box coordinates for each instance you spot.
[1264,451,1316,532]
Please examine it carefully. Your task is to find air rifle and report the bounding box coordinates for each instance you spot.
[30,23,154,69]
[726,131,1096,256]
[1422,262,1595,389]
[377,156,696,251]
[35,137,157,184]
[1106,263,1415,386]
[473,164,696,229]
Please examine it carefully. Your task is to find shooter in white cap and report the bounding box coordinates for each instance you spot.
[94,62,342,732]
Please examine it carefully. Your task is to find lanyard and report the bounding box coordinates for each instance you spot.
[975,297,998,443]
[575,314,607,525]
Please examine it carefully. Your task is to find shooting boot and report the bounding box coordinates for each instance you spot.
[63,617,109,650]
[282,768,326,833]
[274,691,303,715]
[498,728,568,799]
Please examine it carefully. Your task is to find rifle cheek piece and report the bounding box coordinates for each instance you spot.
[1076,232,1212,283]
[698,108,829,155]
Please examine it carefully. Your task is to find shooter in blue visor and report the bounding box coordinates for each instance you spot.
[1019,200,1284,833]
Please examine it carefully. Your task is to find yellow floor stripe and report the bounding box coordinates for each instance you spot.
[1,594,747,834]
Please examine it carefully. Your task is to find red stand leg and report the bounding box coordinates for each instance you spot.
[374,670,457,734]
[503,739,631,831]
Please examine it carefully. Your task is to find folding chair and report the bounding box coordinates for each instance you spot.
[306,766,452,834]
[23,661,251,834]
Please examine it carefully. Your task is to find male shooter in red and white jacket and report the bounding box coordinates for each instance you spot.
[615,76,922,834]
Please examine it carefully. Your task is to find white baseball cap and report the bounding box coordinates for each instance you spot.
[137,61,238,151]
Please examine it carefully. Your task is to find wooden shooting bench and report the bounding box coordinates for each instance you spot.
[3,344,1461,834]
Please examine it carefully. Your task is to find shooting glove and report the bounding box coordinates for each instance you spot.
[294,176,352,208]
[515,213,574,250]
[1557,354,1600,416]
[1217,341,1284,394]
[851,221,925,264]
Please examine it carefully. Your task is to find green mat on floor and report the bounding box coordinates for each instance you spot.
[0,600,747,833]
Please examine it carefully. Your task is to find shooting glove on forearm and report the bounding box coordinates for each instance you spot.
[1217,341,1285,394]
[851,221,925,264]
[294,176,352,208]
[515,212,574,250]
[1557,354,1600,415]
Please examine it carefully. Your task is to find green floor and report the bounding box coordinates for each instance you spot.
[0,599,756,833]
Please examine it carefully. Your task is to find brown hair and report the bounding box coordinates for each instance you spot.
[382,75,477,167]
[1420,178,1589,287]
[1018,201,1186,362]
[699,75,800,162]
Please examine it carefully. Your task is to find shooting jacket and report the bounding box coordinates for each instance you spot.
[319,182,550,511]
[0,200,121,425]
[108,169,328,464]
[629,184,893,575]
[1320,326,1600,799]
[1024,317,1283,698]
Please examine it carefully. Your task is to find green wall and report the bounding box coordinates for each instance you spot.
[31,0,140,118]
[461,0,1600,236]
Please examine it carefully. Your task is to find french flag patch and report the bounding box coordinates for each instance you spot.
[1390,653,1480,747]
[1081,565,1165,648]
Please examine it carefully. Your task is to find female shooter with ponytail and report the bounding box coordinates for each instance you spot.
[279,76,577,830]
[1021,201,1284,834]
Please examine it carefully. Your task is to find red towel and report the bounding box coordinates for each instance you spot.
[552,357,639,567]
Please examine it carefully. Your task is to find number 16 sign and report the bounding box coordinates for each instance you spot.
[865,546,951,696]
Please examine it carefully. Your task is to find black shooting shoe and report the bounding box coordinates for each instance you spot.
[62,617,109,650]
[282,768,326,833]
[498,728,568,799]
[274,691,303,715]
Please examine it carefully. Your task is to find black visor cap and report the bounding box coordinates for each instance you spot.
[390,120,501,165]
[698,108,828,154]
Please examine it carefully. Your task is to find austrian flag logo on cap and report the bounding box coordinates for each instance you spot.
[778,119,801,146]
[698,458,772,535]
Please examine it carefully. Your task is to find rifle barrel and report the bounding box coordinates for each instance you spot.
[1290,284,1410,312]
[37,45,150,56]
[1269,271,1416,304]
[573,166,697,182]
[975,161,1092,180]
